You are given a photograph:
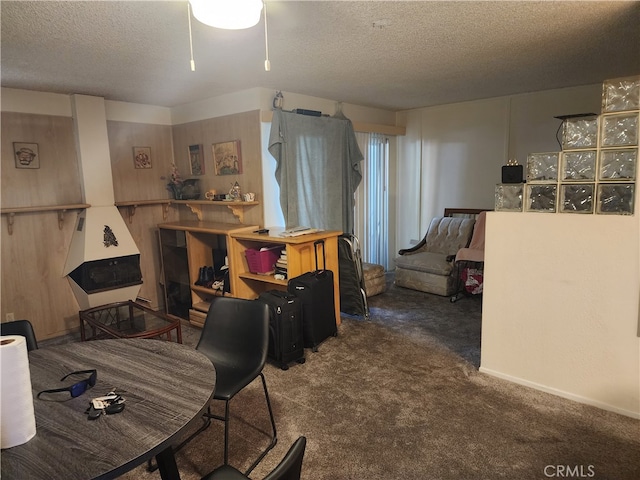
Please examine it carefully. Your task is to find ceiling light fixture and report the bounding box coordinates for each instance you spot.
[189,0,263,30]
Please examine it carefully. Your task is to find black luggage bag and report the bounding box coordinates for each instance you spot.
[287,239,338,352]
[258,290,305,370]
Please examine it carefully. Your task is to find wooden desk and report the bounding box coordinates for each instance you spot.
[0,339,215,480]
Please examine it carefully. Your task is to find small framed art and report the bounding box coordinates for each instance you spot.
[189,144,205,175]
[213,140,242,175]
[14,142,40,169]
[133,147,152,169]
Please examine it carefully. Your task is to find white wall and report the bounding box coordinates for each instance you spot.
[397,83,640,417]
[396,97,509,252]
[482,212,640,418]
[508,84,602,163]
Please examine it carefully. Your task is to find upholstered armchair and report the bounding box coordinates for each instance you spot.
[394,216,476,296]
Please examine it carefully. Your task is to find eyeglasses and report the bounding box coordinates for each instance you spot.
[37,369,97,399]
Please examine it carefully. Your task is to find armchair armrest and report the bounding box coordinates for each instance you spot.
[398,236,427,255]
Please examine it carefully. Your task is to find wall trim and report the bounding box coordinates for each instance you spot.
[479,366,640,420]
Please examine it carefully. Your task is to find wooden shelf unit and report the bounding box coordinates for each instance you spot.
[158,221,256,326]
[229,228,342,326]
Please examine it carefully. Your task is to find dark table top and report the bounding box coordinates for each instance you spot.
[1,338,215,480]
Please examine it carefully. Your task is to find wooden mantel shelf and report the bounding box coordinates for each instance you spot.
[174,200,258,222]
[1,203,91,235]
[115,199,259,223]
[115,200,171,223]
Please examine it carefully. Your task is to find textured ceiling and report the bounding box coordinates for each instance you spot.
[1,1,639,112]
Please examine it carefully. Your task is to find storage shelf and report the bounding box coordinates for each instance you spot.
[192,301,211,313]
[191,285,225,296]
[158,222,258,326]
[238,272,288,286]
[1,203,90,235]
[229,229,343,325]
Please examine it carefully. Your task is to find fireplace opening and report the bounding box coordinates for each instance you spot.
[68,254,142,294]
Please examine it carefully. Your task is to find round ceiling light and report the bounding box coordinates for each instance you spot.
[189,0,264,30]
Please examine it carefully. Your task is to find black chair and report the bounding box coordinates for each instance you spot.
[201,436,306,480]
[198,296,277,474]
[1,319,38,351]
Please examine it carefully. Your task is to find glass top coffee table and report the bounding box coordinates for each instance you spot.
[79,300,182,343]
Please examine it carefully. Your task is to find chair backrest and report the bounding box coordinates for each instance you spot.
[263,436,307,480]
[423,216,476,256]
[196,296,270,374]
[1,319,38,351]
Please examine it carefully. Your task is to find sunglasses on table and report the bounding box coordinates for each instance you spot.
[37,369,97,399]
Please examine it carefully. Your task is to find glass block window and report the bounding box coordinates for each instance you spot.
[495,184,523,212]
[526,184,557,212]
[527,152,559,182]
[600,113,639,147]
[599,149,637,181]
[561,150,596,181]
[562,117,598,150]
[560,184,594,214]
[602,76,640,113]
[597,184,634,215]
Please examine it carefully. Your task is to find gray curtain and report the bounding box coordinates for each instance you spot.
[268,110,363,233]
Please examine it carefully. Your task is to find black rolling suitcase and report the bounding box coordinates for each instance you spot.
[258,290,305,370]
[287,239,338,352]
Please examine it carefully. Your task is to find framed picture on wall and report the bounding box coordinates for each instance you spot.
[213,140,242,175]
[133,147,152,169]
[189,144,205,175]
[14,142,40,169]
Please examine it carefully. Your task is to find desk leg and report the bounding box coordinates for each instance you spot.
[156,448,180,480]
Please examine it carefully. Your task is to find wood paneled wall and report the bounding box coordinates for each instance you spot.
[1,109,265,340]
[1,112,83,339]
[109,121,176,202]
[171,110,264,226]
[1,112,82,207]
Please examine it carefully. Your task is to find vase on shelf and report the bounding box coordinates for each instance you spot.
[181,178,201,200]
[168,183,183,200]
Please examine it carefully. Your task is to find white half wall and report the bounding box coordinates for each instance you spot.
[482,212,640,418]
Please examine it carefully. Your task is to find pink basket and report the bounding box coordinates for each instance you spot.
[245,245,283,274]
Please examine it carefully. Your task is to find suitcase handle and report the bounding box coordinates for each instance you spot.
[314,239,326,271]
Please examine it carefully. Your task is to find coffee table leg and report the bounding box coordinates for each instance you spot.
[155,447,180,480]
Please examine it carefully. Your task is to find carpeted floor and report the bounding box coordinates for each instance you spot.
[117,276,638,480]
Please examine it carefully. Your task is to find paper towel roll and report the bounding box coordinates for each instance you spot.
[1,335,36,448]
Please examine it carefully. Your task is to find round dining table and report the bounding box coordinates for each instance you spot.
[1,338,216,480]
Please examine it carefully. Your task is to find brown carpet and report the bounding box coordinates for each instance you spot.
[121,277,639,480]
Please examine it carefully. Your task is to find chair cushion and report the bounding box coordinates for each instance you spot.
[395,251,453,276]
[201,464,247,480]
